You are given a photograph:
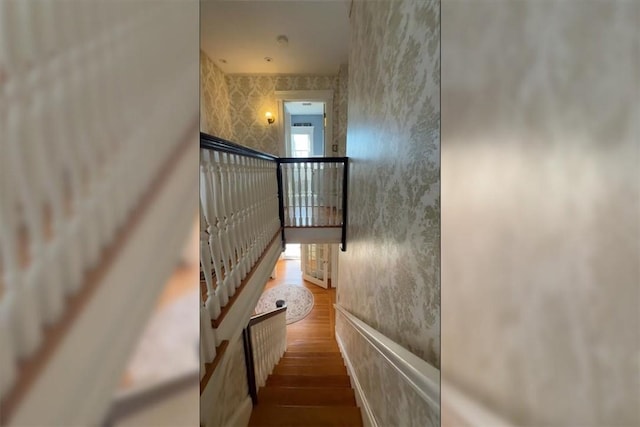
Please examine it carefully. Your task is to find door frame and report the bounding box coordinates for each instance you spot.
[275,90,334,158]
[301,243,330,289]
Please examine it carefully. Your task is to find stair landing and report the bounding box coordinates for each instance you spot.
[248,259,362,426]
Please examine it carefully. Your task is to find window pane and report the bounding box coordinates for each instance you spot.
[293,134,310,151]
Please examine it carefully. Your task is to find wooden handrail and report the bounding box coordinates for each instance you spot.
[277,157,349,164]
[243,306,287,405]
[199,340,229,394]
[248,305,287,327]
[200,132,278,162]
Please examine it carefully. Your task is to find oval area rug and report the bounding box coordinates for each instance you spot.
[255,285,314,324]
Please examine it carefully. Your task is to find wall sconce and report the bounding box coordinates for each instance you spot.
[265,112,275,125]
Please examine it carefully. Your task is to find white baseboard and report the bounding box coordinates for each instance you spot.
[335,333,378,427]
[224,396,252,427]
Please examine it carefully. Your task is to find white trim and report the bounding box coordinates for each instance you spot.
[441,381,514,427]
[335,333,378,427]
[334,305,440,412]
[284,227,342,244]
[223,396,252,427]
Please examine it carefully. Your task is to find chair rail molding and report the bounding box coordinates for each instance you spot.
[334,304,440,411]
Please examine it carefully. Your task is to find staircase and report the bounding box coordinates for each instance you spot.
[248,349,362,426]
[246,262,361,426]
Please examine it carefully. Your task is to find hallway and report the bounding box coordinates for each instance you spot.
[264,258,337,352]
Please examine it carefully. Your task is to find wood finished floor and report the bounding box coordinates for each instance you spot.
[264,258,337,353]
[249,258,362,426]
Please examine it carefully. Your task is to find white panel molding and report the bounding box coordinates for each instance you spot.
[334,304,440,412]
[224,396,252,427]
[335,332,378,427]
[284,227,342,244]
[441,381,514,427]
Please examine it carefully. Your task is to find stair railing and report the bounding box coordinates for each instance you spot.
[0,2,196,421]
[199,134,281,369]
[242,305,288,404]
[279,157,349,251]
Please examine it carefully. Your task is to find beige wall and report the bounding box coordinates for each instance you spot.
[441,1,640,425]
[200,51,234,140]
[336,0,440,424]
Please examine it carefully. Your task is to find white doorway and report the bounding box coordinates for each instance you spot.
[285,101,325,158]
[283,243,301,260]
[275,90,334,158]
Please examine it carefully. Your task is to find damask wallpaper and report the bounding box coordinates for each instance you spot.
[336,314,439,427]
[441,1,640,425]
[200,51,348,156]
[337,0,441,368]
[336,64,349,156]
[200,51,234,140]
[226,74,345,156]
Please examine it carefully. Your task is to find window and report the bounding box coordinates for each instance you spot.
[291,127,314,158]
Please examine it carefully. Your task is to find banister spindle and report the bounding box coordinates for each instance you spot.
[200,305,216,363]
[201,151,229,307]
[199,206,221,320]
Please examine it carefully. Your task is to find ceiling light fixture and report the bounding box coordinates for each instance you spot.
[277,35,289,46]
[219,58,227,64]
[264,57,273,62]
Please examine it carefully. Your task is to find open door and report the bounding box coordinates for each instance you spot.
[301,244,330,288]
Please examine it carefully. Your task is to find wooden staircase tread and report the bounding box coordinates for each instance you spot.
[283,352,342,357]
[265,375,352,388]
[258,387,357,406]
[248,405,362,426]
[277,359,345,366]
[273,366,348,376]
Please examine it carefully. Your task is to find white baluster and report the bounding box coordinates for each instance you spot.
[201,153,228,307]
[200,305,216,363]
[200,208,221,320]
[295,162,302,227]
[318,163,325,226]
[218,152,237,297]
[199,338,206,381]
[337,163,343,224]
[288,164,295,226]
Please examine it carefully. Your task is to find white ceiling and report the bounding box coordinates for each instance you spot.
[285,101,324,115]
[201,1,350,75]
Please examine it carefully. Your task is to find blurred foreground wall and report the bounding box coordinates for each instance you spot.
[0,1,199,425]
[441,1,639,425]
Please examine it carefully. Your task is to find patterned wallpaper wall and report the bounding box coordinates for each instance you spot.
[200,49,348,156]
[226,74,346,156]
[200,51,234,140]
[336,64,349,156]
[441,1,639,425]
[337,0,440,369]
